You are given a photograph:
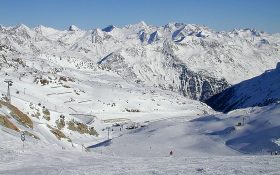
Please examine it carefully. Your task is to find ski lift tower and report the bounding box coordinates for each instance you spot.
[4,79,13,103]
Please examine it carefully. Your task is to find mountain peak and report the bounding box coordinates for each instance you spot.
[34,25,53,30]
[125,21,149,31]
[102,25,115,32]
[34,25,59,35]
[138,21,147,26]
[13,24,30,31]
[68,25,79,31]
[133,21,148,28]
[148,31,160,44]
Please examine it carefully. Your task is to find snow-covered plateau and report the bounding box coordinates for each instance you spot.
[0,22,280,174]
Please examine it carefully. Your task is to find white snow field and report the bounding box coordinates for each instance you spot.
[96,103,280,157]
[0,22,280,174]
[1,104,280,174]
[1,148,280,175]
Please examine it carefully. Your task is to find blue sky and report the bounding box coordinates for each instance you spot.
[0,0,279,33]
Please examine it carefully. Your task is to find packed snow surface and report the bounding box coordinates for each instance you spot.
[1,104,280,174]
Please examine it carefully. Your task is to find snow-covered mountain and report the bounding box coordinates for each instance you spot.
[206,63,280,112]
[0,22,280,151]
[1,22,280,174]
[1,22,280,101]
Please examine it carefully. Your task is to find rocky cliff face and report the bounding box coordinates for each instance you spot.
[179,66,229,101]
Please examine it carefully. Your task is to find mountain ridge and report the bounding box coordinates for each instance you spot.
[206,63,280,112]
[1,22,280,102]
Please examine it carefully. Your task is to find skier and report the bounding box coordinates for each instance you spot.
[170,150,173,156]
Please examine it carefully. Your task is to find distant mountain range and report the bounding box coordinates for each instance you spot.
[0,22,279,102]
